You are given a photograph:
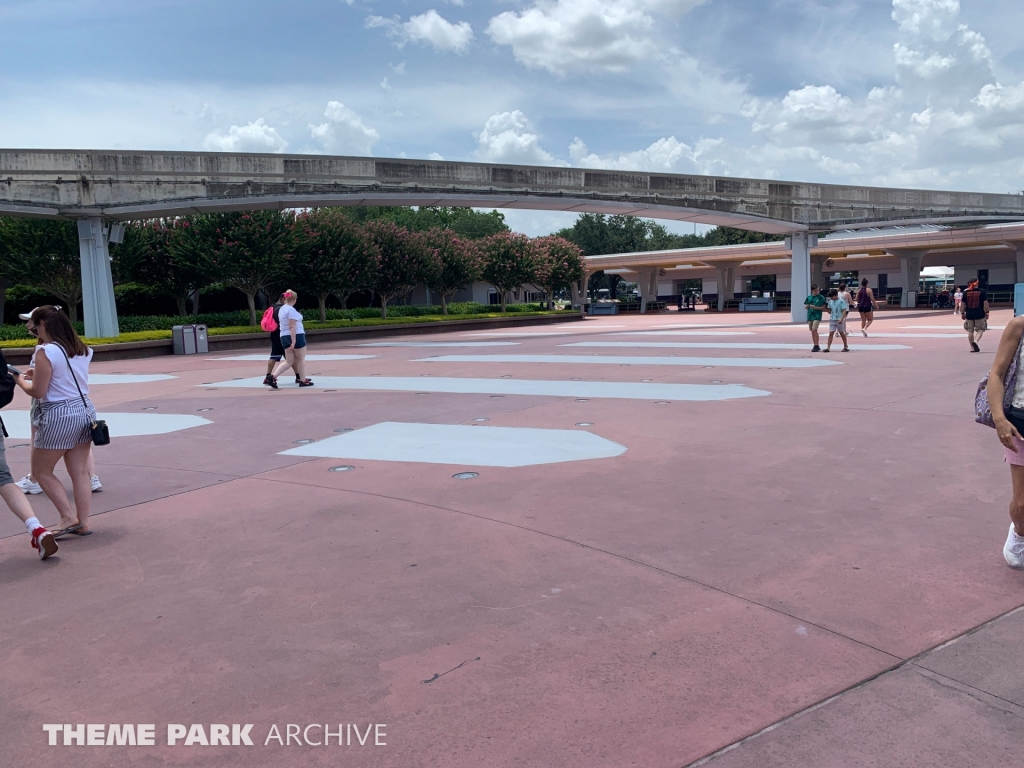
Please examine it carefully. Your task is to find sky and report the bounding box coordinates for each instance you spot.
[2,0,1023,236]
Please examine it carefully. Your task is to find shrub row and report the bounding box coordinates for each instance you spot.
[0,302,550,341]
[0,308,568,348]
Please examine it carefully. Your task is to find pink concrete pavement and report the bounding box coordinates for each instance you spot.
[0,307,1020,766]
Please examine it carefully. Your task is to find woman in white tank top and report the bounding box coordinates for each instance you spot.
[14,306,96,536]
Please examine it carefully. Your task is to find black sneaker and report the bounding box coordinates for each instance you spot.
[972,342,980,352]
[263,374,274,387]
[812,345,821,352]
[268,376,278,390]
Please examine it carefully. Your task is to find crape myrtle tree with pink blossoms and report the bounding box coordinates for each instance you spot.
[480,232,538,312]
[419,228,482,315]
[532,236,585,310]
[209,210,295,325]
[114,216,218,316]
[292,208,378,321]
[362,220,428,319]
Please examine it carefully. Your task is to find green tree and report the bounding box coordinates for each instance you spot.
[345,206,509,239]
[532,236,585,309]
[480,232,537,312]
[420,228,482,315]
[1,218,84,321]
[113,217,217,316]
[362,221,426,319]
[292,209,377,321]
[210,211,295,325]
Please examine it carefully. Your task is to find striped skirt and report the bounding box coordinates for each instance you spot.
[32,397,95,451]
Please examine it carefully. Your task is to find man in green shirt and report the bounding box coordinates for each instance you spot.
[804,284,827,352]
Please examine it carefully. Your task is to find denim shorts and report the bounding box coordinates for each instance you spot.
[280,333,307,350]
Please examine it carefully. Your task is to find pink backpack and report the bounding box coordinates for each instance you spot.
[260,306,278,332]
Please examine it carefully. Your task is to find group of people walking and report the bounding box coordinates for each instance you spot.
[262,290,313,389]
[2,306,99,560]
[804,278,878,352]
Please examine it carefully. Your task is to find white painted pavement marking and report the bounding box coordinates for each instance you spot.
[201,376,770,401]
[901,325,1006,330]
[279,421,627,467]
[612,330,756,336]
[214,354,377,361]
[564,341,911,351]
[414,354,839,368]
[0,411,212,438]
[89,374,178,384]
[357,341,519,347]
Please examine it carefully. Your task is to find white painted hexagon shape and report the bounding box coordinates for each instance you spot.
[279,422,626,467]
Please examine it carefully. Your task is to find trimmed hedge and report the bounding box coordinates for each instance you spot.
[0,302,550,342]
[0,310,571,349]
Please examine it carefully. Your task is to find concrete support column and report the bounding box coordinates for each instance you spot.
[1003,241,1024,282]
[788,233,815,323]
[892,249,924,308]
[78,218,119,338]
[637,270,654,313]
[810,255,827,293]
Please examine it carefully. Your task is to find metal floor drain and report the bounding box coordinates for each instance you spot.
[197,408,213,412]
[329,465,355,472]
[655,401,671,404]
[472,418,489,422]
[334,428,353,433]
[293,439,314,444]
[576,422,594,427]
[142,407,158,411]
[641,379,652,382]
[490,395,504,398]
[453,472,479,480]
[416,392,429,395]
[575,398,589,402]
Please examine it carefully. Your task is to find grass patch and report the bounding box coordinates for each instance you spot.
[0,311,572,349]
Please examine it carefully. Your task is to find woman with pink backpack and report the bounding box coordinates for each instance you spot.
[261,294,285,389]
[269,290,313,388]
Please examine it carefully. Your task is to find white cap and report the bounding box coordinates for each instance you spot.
[18,304,61,321]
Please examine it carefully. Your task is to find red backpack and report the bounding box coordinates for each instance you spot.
[260,306,278,332]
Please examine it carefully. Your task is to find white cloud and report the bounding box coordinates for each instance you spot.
[428,152,445,160]
[308,101,380,155]
[568,135,722,174]
[723,0,1024,188]
[474,110,566,165]
[367,10,473,54]
[202,118,288,153]
[487,0,706,75]
[891,0,960,40]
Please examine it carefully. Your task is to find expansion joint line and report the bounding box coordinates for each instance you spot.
[681,604,1024,768]
[252,471,902,660]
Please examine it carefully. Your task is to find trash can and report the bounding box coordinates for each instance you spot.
[172,324,209,355]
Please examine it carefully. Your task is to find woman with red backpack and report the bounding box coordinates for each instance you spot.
[261,294,285,389]
[270,290,313,387]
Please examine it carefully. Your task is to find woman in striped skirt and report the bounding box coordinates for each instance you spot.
[15,306,96,537]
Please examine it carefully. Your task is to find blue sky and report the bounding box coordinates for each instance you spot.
[2,0,1023,235]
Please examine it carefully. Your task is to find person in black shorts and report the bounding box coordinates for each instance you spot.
[263,296,284,389]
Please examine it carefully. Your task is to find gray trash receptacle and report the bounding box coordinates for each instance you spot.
[195,324,208,354]
[172,324,207,355]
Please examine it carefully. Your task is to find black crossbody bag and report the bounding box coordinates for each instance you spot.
[54,344,110,446]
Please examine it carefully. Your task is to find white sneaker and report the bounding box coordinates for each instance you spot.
[90,476,102,492]
[16,476,42,495]
[1003,524,1024,569]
